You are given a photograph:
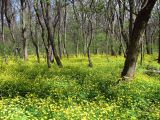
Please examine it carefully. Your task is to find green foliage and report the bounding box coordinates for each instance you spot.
[0,55,160,119]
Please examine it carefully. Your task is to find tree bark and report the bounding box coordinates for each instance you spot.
[158,11,160,63]
[121,0,157,78]
[4,0,17,54]
[40,0,62,67]
[28,1,40,63]
[129,0,134,41]
[117,0,129,54]
[34,0,51,68]
[1,0,8,63]
[21,0,28,61]
[63,0,69,58]
[145,30,151,54]
[87,19,93,67]
[57,1,62,59]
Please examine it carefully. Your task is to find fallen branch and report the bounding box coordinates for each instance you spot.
[145,70,160,74]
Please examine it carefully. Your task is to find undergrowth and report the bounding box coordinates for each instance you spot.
[0,55,159,120]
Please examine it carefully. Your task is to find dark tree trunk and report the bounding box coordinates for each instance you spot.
[158,12,160,63]
[111,44,116,56]
[76,38,79,57]
[1,0,4,44]
[35,44,40,63]
[121,0,157,78]
[140,40,144,66]
[118,44,122,55]
[87,18,93,68]
[145,30,151,54]
[46,50,51,68]
[1,0,7,63]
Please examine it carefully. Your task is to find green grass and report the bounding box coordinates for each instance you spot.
[0,55,160,120]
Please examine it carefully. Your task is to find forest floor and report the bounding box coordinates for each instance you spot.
[0,55,160,120]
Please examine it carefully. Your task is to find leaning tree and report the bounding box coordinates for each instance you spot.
[121,0,157,79]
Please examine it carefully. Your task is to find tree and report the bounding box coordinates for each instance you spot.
[20,0,28,61]
[34,0,52,67]
[157,1,160,63]
[4,0,16,53]
[158,11,160,63]
[40,0,63,67]
[63,0,69,57]
[28,0,40,63]
[121,0,157,79]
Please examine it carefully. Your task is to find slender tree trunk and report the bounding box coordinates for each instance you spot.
[150,34,153,54]
[58,26,62,59]
[28,2,40,63]
[57,8,62,59]
[140,39,144,65]
[87,19,93,67]
[145,30,151,54]
[117,0,129,54]
[21,0,28,61]
[63,0,68,58]
[129,0,134,41]
[46,50,51,68]
[118,43,122,55]
[35,22,40,63]
[110,21,116,56]
[1,0,7,63]
[76,35,79,57]
[121,0,157,78]
[1,1,4,42]
[1,0,4,44]
[158,12,160,63]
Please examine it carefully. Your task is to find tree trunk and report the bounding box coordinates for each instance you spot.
[76,36,79,57]
[58,26,62,59]
[87,19,93,68]
[35,22,40,63]
[58,11,62,59]
[4,0,17,54]
[158,11,160,63]
[140,40,144,66]
[129,0,134,41]
[117,0,129,54]
[1,0,7,63]
[46,50,51,68]
[145,30,151,54]
[41,0,62,67]
[21,0,28,61]
[63,0,68,58]
[34,0,51,67]
[121,0,157,78]
[28,1,40,63]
